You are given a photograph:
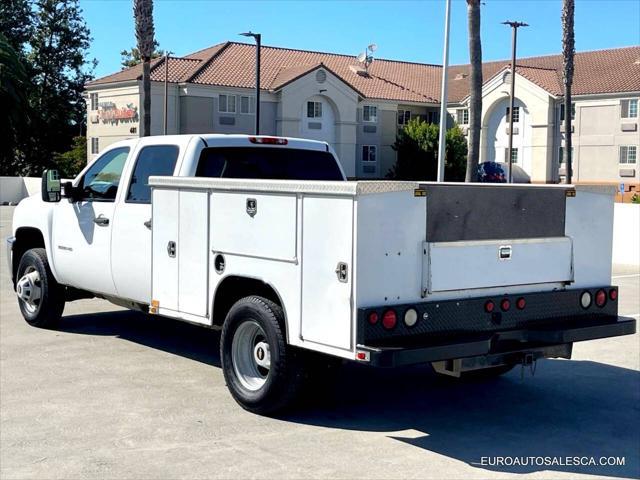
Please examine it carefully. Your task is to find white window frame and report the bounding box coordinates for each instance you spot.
[505,147,519,164]
[456,108,469,125]
[621,99,638,119]
[90,93,98,111]
[362,145,377,163]
[239,95,255,115]
[559,146,574,165]
[506,106,520,123]
[363,105,377,123]
[307,101,322,118]
[619,145,637,165]
[398,109,411,126]
[91,137,99,155]
[560,102,576,122]
[219,94,236,113]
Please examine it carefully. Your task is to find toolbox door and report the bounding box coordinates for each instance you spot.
[301,196,353,350]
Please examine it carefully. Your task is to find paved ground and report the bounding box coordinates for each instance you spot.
[1,205,639,480]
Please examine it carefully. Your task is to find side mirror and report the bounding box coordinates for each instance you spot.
[41,169,61,202]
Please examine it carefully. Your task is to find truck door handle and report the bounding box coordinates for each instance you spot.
[167,241,176,258]
[93,214,109,226]
[335,262,348,283]
[144,219,152,229]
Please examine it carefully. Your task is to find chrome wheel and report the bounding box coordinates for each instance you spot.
[231,321,271,391]
[16,266,41,314]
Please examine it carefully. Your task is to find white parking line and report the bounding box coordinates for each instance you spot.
[611,274,640,279]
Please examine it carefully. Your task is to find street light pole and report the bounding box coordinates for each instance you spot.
[436,0,451,183]
[240,31,261,135]
[502,21,528,183]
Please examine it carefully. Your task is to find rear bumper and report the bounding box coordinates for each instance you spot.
[357,315,636,367]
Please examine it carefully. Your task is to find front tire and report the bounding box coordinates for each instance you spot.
[221,296,303,415]
[16,248,65,328]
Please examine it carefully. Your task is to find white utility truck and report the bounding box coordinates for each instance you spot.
[8,134,635,414]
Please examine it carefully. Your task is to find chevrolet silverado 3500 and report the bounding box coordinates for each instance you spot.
[8,134,636,414]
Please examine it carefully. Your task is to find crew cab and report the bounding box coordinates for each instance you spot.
[7,134,635,414]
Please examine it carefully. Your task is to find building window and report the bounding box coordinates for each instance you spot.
[240,96,255,114]
[363,105,377,122]
[621,99,638,119]
[307,101,322,118]
[398,109,411,126]
[456,108,469,125]
[219,94,236,113]
[559,146,574,165]
[362,145,377,163]
[428,111,439,124]
[619,145,637,164]
[90,93,98,111]
[560,102,576,121]
[504,147,518,163]
[91,137,99,154]
[506,106,520,123]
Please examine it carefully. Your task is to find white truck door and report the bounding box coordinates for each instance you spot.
[51,146,130,296]
[301,196,354,350]
[111,145,180,304]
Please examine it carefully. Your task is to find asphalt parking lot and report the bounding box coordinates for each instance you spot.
[1,205,639,480]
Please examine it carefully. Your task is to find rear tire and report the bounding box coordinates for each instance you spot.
[16,248,65,328]
[220,296,303,415]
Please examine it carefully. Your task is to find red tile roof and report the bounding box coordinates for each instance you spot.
[87,42,640,103]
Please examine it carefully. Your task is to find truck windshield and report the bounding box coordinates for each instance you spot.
[195,147,344,181]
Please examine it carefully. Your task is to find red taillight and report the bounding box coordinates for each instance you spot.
[595,289,607,307]
[484,300,495,313]
[368,312,379,325]
[609,289,618,301]
[501,299,511,311]
[249,136,288,145]
[382,310,397,330]
[516,297,526,310]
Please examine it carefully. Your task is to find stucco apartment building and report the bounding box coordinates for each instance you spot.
[85,42,639,183]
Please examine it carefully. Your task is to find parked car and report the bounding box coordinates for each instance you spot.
[477,161,531,183]
[7,134,635,414]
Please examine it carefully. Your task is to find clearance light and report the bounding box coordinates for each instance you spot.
[580,291,592,309]
[595,289,607,308]
[249,136,288,145]
[516,297,526,310]
[609,288,618,301]
[484,300,495,313]
[382,310,397,330]
[404,308,418,327]
[368,312,379,325]
[501,299,511,311]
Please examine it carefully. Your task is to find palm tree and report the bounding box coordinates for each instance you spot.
[466,0,483,182]
[562,0,575,183]
[134,0,155,137]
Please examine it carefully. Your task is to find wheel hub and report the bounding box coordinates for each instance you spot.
[254,342,271,369]
[16,269,41,313]
[231,321,271,391]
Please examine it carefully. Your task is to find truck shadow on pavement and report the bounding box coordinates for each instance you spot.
[59,309,639,479]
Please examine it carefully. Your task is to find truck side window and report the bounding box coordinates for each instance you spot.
[77,147,130,202]
[195,147,344,181]
[126,145,179,203]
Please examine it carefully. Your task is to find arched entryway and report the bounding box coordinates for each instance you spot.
[300,94,337,147]
[483,97,532,175]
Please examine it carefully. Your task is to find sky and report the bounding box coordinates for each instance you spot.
[81,0,640,79]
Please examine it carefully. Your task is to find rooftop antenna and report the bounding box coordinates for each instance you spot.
[357,43,377,71]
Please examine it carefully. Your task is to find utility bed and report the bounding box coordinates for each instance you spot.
[149,177,632,361]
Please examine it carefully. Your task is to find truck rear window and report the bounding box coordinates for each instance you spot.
[195,147,344,181]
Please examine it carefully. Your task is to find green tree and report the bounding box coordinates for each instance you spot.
[134,0,155,137]
[387,118,467,181]
[0,31,31,174]
[0,0,34,54]
[120,40,163,69]
[53,135,86,177]
[22,0,95,175]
